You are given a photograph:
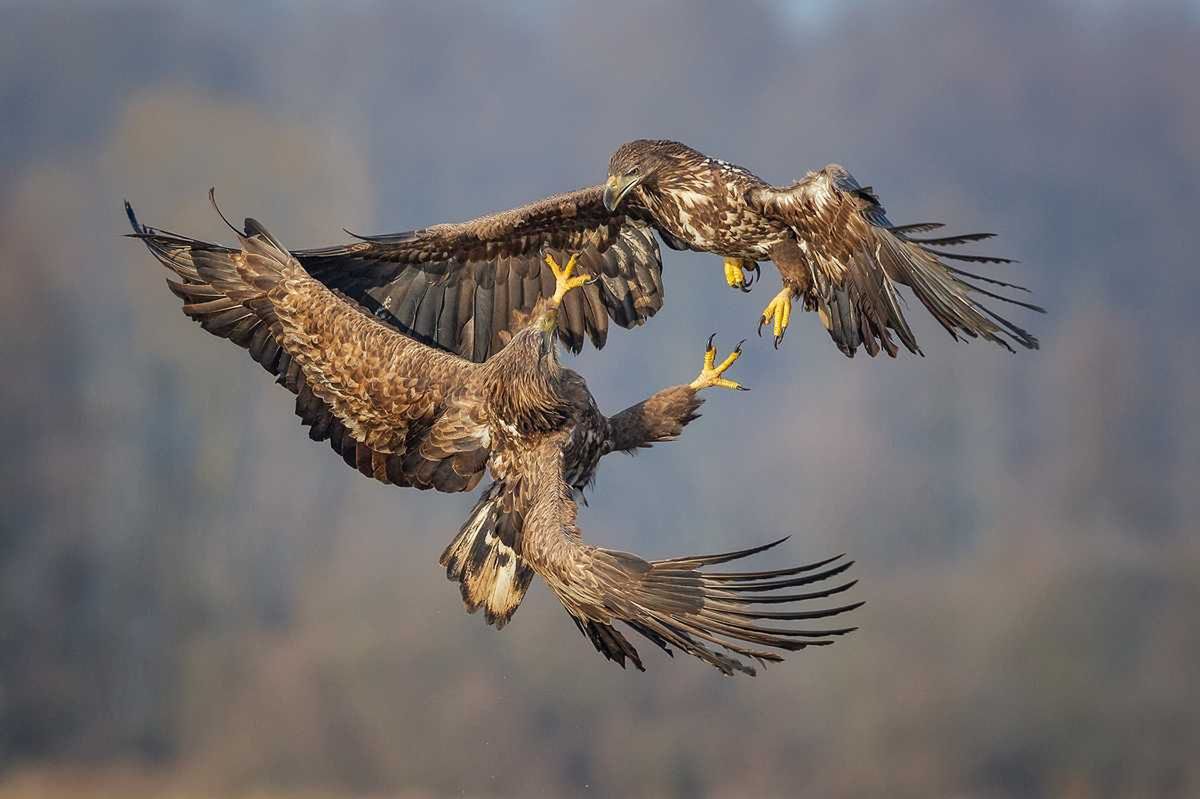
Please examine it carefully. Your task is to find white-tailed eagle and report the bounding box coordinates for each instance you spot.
[126,196,860,676]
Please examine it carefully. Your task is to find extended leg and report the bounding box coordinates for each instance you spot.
[723,258,760,293]
[604,334,748,455]
[759,240,811,349]
[690,334,748,391]
[758,287,796,349]
[545,252,593,304]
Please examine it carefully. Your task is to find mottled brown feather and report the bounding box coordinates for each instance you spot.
[745,164,1042,356]
[128,199,859,674]
[127,203,489,493]
[608,139,1041,358]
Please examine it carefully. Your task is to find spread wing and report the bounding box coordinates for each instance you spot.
[127,201,490,493]
[603,384,704,454]
[519,441,861,676]
[747,165,1043,357]
[295,186,665,362]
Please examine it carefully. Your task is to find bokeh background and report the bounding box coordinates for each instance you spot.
[3,1,1198,797]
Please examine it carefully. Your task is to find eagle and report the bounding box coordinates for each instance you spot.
[126,195,861,676]
[294,139,1041,360]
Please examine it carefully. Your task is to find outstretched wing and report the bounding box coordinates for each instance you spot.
[519,440,861,676]
[127,201,490,493]
[295,185,665,361]
[603,384,704,454]
[747,165,1043,357]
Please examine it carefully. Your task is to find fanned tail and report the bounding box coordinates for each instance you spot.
[439,482,534,629]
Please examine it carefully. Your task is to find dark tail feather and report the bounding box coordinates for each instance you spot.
[439,482,534,629]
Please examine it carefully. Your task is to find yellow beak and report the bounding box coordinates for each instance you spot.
[603,174,643,212]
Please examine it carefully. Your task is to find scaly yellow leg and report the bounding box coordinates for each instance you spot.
[689,334,749,391]
[723,258,759,292]
[757,287,795,349]
[545,252,592,304]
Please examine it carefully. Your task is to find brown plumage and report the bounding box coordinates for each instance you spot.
[127,196,859,676]
[298,139,1040,359]
[296,186,666,361]
[609,140,1042,355]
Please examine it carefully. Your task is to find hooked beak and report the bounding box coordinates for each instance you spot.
[603,173,643,212]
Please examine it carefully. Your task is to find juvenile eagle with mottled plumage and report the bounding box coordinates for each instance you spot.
[126,196,860,676]
[295,139,1041,360]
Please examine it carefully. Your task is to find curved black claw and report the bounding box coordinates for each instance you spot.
[757,317,766,338]
[745,263,760,291]
[738,282,753,293]
[707,332,717,350]
[774,332,785,350]
[734,338,746,355]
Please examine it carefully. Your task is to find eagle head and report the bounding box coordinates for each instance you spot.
[604,139,695,211]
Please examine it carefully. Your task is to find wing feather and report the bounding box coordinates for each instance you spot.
[519,442,860,676]
[747,165,1042,357]
[297,186,666,361]
[127,200,489,493]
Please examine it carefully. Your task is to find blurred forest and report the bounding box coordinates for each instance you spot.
[1,2,1198,797]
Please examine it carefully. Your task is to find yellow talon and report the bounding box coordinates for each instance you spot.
[758,288,795,349]
[723,257,758,292]
[545,252,591,304]
[689,334,749,392]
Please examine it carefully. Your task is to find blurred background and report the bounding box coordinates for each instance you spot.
[2,1,1198,797]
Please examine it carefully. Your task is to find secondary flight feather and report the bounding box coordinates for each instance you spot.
[126,195,860,676]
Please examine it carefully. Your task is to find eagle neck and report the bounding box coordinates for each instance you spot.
[484,327,571,434]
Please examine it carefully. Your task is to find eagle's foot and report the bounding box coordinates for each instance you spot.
[723,258,759,293]
[757,288,795,349]
[689,334,748,391]
[545,252,593,304]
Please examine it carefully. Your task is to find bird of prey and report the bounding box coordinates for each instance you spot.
[293,139,1041,360]
[126,196,860,676]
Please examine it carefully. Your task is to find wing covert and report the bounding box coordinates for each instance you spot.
[127,201,490,493]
